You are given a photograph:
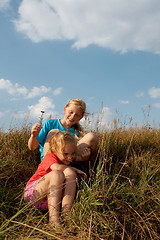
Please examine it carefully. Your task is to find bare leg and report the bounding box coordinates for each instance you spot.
[77,132,98,161]
[34,170,65,227]
[61,167,77,213]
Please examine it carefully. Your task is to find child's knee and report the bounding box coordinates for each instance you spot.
[49,170,65,184]
[85,132,99,146]
[90,132,98,141]
[92,133,99,145]
[63,167,77,179]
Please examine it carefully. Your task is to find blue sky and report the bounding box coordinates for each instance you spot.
[0,0,160,130]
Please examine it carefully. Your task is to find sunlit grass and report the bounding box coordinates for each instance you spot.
[0,118,159,239]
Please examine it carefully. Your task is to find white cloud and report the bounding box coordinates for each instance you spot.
[0,78,52,99]
[120,100,129,104]
[53,87,62,96]
[0,0,10,10]
[0,78,13,94]
[153,103,160,108]
[98,106,113,126]
[148,87,160,98]
[81,106,113,130]
[88,97,95,101]
[14,0,160,54]
[12,110,27,119]
[28,96,55,119]
[0,78,28,96]
[136,91,144,97]
[0,112,4,117]
[26,86,51,98]
[0,109,11,120]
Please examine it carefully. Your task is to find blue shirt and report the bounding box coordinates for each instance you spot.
[37,119,78,161]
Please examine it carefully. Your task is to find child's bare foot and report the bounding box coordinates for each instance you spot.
[76,147,91,161]
[48,220,69,236]
[49,217,61,228]
[61,211,74,230]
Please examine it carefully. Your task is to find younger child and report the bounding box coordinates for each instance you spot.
[24,131,87,227]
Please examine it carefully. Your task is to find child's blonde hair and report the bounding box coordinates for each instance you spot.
[65,98,86,114]
[65,98,86,138]
[49,131,77,157]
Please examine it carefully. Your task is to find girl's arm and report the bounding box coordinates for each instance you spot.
[50,163,87,179]
[70,166,87,179]
[28,123,42,150]
[50,163,68,172]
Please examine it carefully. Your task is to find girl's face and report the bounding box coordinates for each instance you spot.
[57,142,77,165]
[63,104,84,128]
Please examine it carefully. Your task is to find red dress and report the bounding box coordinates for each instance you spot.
[26,153,62,187]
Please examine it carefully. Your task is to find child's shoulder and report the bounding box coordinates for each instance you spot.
[43,118,57,124]
[43,152,58,161]
[43,119,59,127]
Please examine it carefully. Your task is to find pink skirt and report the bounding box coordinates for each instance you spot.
[24,180,48,211]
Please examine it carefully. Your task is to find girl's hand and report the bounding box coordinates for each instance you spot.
[31,122,42,137]
[28,123,41,150]
[72,167,87,180]
[81,147,91,161]
[76,147,91,162]
[50,164,87,180]
[78,170,87,180]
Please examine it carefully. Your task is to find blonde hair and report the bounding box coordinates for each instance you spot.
[65,98,86,114]
[49,131,77,157]
[65,98,86,138]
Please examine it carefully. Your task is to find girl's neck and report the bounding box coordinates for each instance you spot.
[60,119,72,129]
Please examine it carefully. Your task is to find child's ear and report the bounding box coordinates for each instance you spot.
[79,112,84,120]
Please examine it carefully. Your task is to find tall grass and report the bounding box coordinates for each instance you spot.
[0,120,159,239]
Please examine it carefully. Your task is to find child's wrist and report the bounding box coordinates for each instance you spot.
[31,134,37,138]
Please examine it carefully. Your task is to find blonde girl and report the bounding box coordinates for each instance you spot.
[24,131,87,227]
[28,98,98,162]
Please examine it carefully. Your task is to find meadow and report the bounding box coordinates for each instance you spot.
[0,117,159,240]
